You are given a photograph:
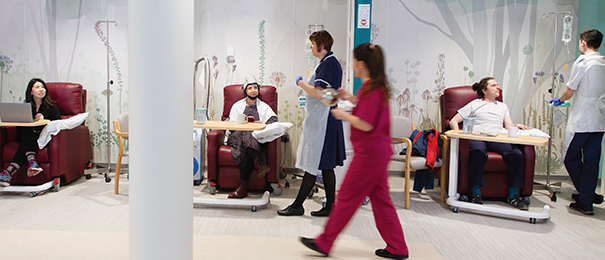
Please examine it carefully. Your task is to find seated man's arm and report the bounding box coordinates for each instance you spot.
[449,113,463,130]
[504,116,529,130]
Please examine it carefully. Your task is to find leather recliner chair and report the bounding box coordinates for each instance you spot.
[206,84,280,194]
[0,82,93,186]
[440,85,535,198]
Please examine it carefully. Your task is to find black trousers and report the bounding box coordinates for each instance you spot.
[468,140,524,188]
[564,132,604,205]
[11,127,41,166]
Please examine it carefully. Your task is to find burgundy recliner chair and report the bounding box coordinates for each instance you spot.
[206,84,281,194]
[440,85,535,199]
[0,82,93,186]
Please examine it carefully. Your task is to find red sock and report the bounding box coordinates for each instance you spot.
[6,163,20,176]
[26,151,36,163]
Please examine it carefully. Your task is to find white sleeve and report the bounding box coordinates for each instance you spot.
[567,60,586,91]
[457,100,475,118]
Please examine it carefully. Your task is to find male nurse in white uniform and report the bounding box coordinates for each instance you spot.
[551,29,605,215]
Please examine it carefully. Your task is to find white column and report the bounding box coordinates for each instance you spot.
[129,1,193,259]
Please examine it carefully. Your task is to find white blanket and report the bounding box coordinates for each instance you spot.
[37,112,90,149]
[498,128,550,138]
[252,122,293,143]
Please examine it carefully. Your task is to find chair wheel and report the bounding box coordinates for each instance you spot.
[85,174,92,180]
[53,179,60,192]
[550,193,557,202]
[459,194,469,202]
[271,183,283,196]
[207,181,216,195]
[362,197,370,205]
[285,181,290,188]
[307,189,315,198]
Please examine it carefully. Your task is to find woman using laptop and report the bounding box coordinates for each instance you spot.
[0,78,61,187]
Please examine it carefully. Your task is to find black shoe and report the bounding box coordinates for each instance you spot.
[570,202,594,215]
[507,195,528,210]
[572,193,604,205]
[471,194,483,204]
[300,237,328,256]
[375,248,409,259]
[277,205,304,216]
[310,207,331,217]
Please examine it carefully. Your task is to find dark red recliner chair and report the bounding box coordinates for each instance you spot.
[206,84,281,195]
[0,82,93,186]
[440,86,535,199]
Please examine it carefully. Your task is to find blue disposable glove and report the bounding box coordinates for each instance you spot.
[296,76,303,86]
[549,98,564,106]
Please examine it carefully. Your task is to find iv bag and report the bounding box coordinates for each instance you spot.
[562,15,573,44]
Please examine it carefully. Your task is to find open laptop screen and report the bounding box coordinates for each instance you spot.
[0,103,35,123]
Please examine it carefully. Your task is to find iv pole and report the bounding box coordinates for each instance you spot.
[193,56,211,116]
[543,11,571,202]
[193,56,211,185]
[98,20,118,183]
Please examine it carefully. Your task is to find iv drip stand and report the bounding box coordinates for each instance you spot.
[193,56,211,116]
[542,11,571,202]
[98,20,118,183]
[193,56,211,184]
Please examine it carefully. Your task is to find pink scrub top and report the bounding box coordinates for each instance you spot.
[350,84,392,163]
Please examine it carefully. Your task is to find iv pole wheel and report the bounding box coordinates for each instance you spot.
[550,193,557,202]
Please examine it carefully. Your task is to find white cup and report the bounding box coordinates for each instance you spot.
[508,126,518,138]
[236,114,247,124]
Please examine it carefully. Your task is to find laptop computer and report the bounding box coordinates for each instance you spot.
[0,103,36,123]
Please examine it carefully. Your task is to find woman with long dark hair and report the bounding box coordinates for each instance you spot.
[0,78,61,186]
[300,43,409,259]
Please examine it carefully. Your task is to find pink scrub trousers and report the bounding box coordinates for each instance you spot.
[313,154,409,256]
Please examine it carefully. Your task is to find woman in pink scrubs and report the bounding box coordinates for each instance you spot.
[299,43,409,259]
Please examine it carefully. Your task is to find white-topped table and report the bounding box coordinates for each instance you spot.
[445,130,550,223]
[192,120,269,211]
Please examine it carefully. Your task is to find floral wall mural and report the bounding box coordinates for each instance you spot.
[1,0,588,176]
[373,0,579,175]
[0,0,129,164]
[195,0,349,168]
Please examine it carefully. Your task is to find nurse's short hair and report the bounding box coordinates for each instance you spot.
[580,29,603,50]
[309,30,334,53]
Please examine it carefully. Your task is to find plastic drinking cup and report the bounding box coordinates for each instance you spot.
[462,118,475,134]
[196,108,207,125]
